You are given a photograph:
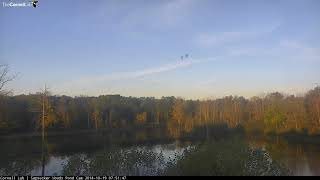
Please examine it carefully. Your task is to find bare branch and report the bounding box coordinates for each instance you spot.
[0,64,17,92]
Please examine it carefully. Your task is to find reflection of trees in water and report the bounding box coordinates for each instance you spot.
[63,146,166,176]
[165,137,291,176]
[0,156,41,175]
[306,146,320,176]
[62,154,89,175]
[247,136,320,176]
[0,138,51,176]
[2,133,320,176]
[63,137,291,176]
[266,139,311,175]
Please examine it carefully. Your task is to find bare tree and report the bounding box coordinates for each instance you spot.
[0,64,17,94]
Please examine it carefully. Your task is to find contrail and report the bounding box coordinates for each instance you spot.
[80,56,224,82]
[55,55,228,95]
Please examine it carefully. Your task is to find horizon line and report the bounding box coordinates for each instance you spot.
[8,86,319,101]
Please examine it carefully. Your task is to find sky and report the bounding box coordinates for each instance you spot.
[0,0,320,99]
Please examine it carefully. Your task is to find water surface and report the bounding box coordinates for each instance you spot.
[0,133,319,176]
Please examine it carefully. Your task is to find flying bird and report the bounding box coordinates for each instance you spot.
[180,54,190,61]
[31,0,38,8]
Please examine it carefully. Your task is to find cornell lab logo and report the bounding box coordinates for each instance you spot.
[31,0,38,7]
[2,0,39,8]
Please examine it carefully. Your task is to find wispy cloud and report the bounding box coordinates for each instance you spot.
[197,31,253,46]
[195,24,280,47]
[280,40,320,54]
[99,58,202,80]
[56,56,223,95]
[280,40,320,61]
[95,0,195,30]
[216,39,320,62]
[155,0,195,26]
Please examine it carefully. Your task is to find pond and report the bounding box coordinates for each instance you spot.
[0,132,319,176]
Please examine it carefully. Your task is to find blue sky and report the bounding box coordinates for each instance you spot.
[1,0,320,99]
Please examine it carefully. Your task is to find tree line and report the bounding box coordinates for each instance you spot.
[0,87,320,136]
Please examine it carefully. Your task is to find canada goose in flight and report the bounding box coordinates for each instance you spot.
[31,0,38,8]
[180,54,189,60]
[180,53,190,61]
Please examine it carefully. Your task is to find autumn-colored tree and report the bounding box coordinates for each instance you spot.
[30,90,57,131]
[264,106,286,134]
[2,85,320,137]
[90,99,103,130]
[135,112,147,125]
[168,98,185,138]
[244,97,264,132]
[56,96,71,128]
[283,96,306,132]
[305,87,320,134]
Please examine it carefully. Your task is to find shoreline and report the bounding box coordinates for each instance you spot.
[1,128,319,146]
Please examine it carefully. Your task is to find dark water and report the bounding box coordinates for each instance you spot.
[246,136,320,176]
[0,133,319,176]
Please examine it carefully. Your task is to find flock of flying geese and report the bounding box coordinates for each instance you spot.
[180,54,189,61]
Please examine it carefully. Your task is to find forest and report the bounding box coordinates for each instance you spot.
[0,86,320,137]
